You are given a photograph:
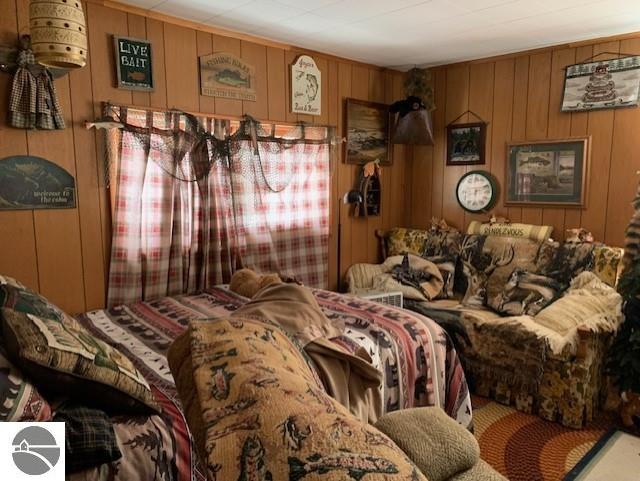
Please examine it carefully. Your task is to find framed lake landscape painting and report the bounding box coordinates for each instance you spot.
[446,122,486,166]
[344,98,391,165]
[505,138,590,207]
[561,56,640,112]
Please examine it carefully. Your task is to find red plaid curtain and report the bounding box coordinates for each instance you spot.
[106,107,331,307]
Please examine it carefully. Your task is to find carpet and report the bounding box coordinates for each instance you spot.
[563,429,640,481]
[472,396,616,481]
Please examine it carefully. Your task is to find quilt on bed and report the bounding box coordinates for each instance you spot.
[72,286,472,480]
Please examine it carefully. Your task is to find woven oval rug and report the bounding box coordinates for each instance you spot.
[472,396,617,481]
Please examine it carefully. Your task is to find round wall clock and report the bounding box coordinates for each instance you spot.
[456,170,498,213]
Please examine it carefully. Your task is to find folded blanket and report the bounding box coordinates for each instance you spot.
[346,254,444,301]
[233,283,383,423]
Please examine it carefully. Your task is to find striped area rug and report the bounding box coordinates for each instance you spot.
[472,396,617,481]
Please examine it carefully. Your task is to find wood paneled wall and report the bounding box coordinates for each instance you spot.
[0,0,408,313]
[410,35,640,248]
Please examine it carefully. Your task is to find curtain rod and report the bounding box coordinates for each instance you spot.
[100,101,336,130]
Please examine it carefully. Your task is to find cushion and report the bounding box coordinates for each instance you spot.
[534,271,623,338]
[54,403,122,473]
[542,241,595,289]
[488,268,562,316]
[459,235,546,307]
[591,244,624,287]
[425,255,457,299]
[449,460,508,481]
[0,348,52,421]
[374,407,479,481]
[386,227,462,258]
[168,317,427,481]
[0,282,76,326]
[467,221,553,242]
[1,309,158,415]
[0,274,26,289]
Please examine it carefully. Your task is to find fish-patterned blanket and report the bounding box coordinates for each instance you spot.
[72,286,472,481]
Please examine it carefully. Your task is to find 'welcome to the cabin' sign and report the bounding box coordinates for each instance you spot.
[113,35,154,91]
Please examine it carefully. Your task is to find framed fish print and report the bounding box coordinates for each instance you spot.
[561,56,640,112]
[505,138,591,207]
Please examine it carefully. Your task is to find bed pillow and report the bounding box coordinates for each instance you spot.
[1,309,158,415]
[467,221,553,242]
[169,318,427,481]
[0,348,52,422]
[54,403,122,473]
[488,268,562,316]
[386,227,430,257]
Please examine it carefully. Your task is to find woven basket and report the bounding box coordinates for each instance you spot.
[30,0,87,69]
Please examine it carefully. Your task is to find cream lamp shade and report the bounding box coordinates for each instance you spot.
[29,0,88,69]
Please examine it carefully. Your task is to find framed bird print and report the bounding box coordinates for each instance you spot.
[505,138,590,207]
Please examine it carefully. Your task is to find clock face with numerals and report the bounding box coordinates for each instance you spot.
[456,170,497,213]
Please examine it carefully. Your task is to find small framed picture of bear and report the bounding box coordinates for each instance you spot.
[446,122,486,166]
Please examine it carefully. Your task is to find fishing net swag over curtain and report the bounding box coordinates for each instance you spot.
[105,105,333,307]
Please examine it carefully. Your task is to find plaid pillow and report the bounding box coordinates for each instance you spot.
[54,403,122,473]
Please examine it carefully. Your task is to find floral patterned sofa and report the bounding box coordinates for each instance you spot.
[348,223,625,429]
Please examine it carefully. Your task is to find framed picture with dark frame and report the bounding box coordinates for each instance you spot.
[505,137,591,207]
[344,98,392,165]
[446,122,486,166]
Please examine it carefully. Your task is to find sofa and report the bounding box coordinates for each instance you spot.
[168,312,506,481]
[346,222,625,429]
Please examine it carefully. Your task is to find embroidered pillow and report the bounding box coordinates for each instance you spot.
[488,268,562,316]
[467,221,553,242]
[0,348,52,421]
[0,282,77,327]
[1,309,158,415]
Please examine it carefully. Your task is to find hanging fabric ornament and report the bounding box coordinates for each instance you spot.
[30,0,88,69]
[9,34,65,130]
[390,68,435,145]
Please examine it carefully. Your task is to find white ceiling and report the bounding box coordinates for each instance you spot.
[122,0,640,68]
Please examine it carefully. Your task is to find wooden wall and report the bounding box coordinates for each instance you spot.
[410,34,640,248]
[0,0,409,313]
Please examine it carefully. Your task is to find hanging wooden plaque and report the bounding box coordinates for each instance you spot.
[199,52,256,101]
[0,156,76,210]
[291,55,321,115]
[113,35,154,91]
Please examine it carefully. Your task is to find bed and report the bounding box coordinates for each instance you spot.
[69,286,472,480]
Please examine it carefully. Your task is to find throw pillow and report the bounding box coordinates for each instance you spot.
[54,403,122,473]
[168,318,427,481]
[467,221,553,242]
[591,244,624,287]
[424,255,458,299]
[386,227,430,257]
[0,275,26,289]
[0,282,76,326]
[0,348,52,421]
[542,241,595,289]
[488,268,562,316]
[1,309,158,415]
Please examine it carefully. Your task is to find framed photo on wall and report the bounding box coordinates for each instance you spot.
[505,138,591,207]
[446,122,486,166]
[344,98,392,165]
